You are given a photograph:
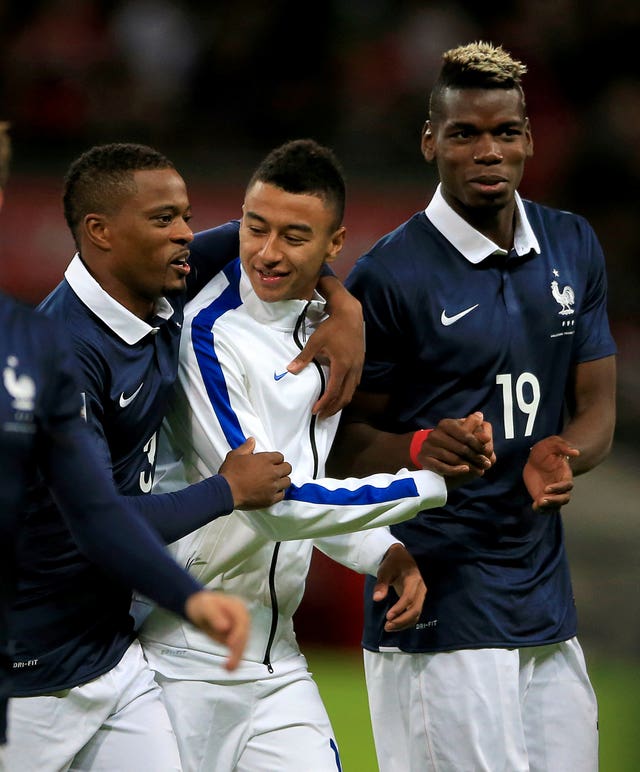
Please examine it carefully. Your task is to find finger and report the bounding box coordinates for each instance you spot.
[459,412,484,433]
[372,580,390,602]
[429,431,489,461]
[384,596,422,630]
[384,610,420,632]
[422,459,471,476]
[223,618,249,671]
[258,450,285,464]
[316,368,360,419]
[277,476,291,492]
[544,481,574,494]
[312,368,347,418]
[273,461,291,480]
[533,493,573,511]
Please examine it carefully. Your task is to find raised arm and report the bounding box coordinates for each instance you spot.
[288,273,364,418]
[328,390,493,479]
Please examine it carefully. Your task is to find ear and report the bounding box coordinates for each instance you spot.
[325,225,346,264]
[421,120,436,162]
[84,213,112,251]
[524,117,534,158]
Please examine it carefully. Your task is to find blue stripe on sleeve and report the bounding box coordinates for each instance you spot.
[284,476,419,505]
[190,259,247,448]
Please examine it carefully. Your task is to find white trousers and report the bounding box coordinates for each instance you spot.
[364,638,598,772]
[155,657,342,772]
[5,640,182,772]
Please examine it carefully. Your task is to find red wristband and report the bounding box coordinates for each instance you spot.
[410,428,432,468]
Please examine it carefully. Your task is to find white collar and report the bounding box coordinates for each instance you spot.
[425,184,541,264]
[239,265,327,329]
[64,254,175,345]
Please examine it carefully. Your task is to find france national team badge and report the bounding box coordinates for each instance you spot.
[549,269,576,337]
[3,355,36,433]
[3,355,35,411]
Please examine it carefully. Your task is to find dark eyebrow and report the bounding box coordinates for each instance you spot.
[447,119,524,131]
[245,210,313,234]
[146,203,192,216]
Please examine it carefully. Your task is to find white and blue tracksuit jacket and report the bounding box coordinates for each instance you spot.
[140,260,446,677]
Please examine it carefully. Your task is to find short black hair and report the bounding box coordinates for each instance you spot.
[63,142,175,249]
[429,41,528,123]
[247,139,346,230]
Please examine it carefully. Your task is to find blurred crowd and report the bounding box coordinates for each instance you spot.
[0,0,639,439]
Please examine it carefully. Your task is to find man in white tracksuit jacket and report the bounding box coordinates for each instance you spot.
[139,140,493,771]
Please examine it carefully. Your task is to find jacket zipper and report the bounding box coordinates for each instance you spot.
[262,543,280,673]
[262,303,324,672]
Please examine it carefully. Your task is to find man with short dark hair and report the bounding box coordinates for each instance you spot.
[140,138,492,772]
[331,42,616,771]
[0,129,251,768]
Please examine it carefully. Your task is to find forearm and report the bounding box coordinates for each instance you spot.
[244,467,445,542]
[128,474,234,542]
[44,427,202,619]
[560,412,615,476]
[314,528,401,576]
[561,355,616,475]
[328,419,412,476]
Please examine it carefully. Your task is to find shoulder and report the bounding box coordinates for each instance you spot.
[347,211,437,293]
[1,294,64,350]
[523,199,597,239]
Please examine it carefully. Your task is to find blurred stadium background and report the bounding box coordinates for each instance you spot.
[1,2,638,769]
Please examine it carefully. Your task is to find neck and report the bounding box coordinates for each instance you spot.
[461,202,516,251]
[79,255,156,321]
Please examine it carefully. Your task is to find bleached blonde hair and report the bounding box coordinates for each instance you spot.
[429,41,527,121]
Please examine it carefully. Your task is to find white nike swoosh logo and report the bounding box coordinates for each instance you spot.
[440,304,479,326]
[119,382,144,408]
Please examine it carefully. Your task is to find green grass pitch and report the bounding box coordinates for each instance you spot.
[306,647,640,772]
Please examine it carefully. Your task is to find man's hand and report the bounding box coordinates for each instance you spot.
[184,591,250,671]
[219,438,291,509]
[373,543,426,632]
[287,277,364,418]
[523,436,580,511]
[417,412,496,489]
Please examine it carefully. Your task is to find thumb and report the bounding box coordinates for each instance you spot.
[372,580,389,603]
[232,437,256,455]
[287,347,316,374]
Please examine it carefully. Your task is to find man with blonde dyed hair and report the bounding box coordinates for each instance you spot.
[331,41,616,771]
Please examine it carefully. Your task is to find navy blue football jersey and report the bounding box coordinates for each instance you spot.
[0,293,202,735]
[0,295,83,735]
[9,223,239,695]
[347,192,616,652]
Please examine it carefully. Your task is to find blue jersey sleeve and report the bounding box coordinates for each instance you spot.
[187,221,242,300]
[36,324,203,619]
[345,252,410,394]
[66,317,235,541]
[572,217,617,363]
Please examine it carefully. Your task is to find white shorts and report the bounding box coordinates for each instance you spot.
[364,637,598,772]
[155,656,342,772]
[5,640,182,772]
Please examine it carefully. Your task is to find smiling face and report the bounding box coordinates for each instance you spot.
[240,181,345,303]
[422,87,533,239]
[85,168,193,319]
